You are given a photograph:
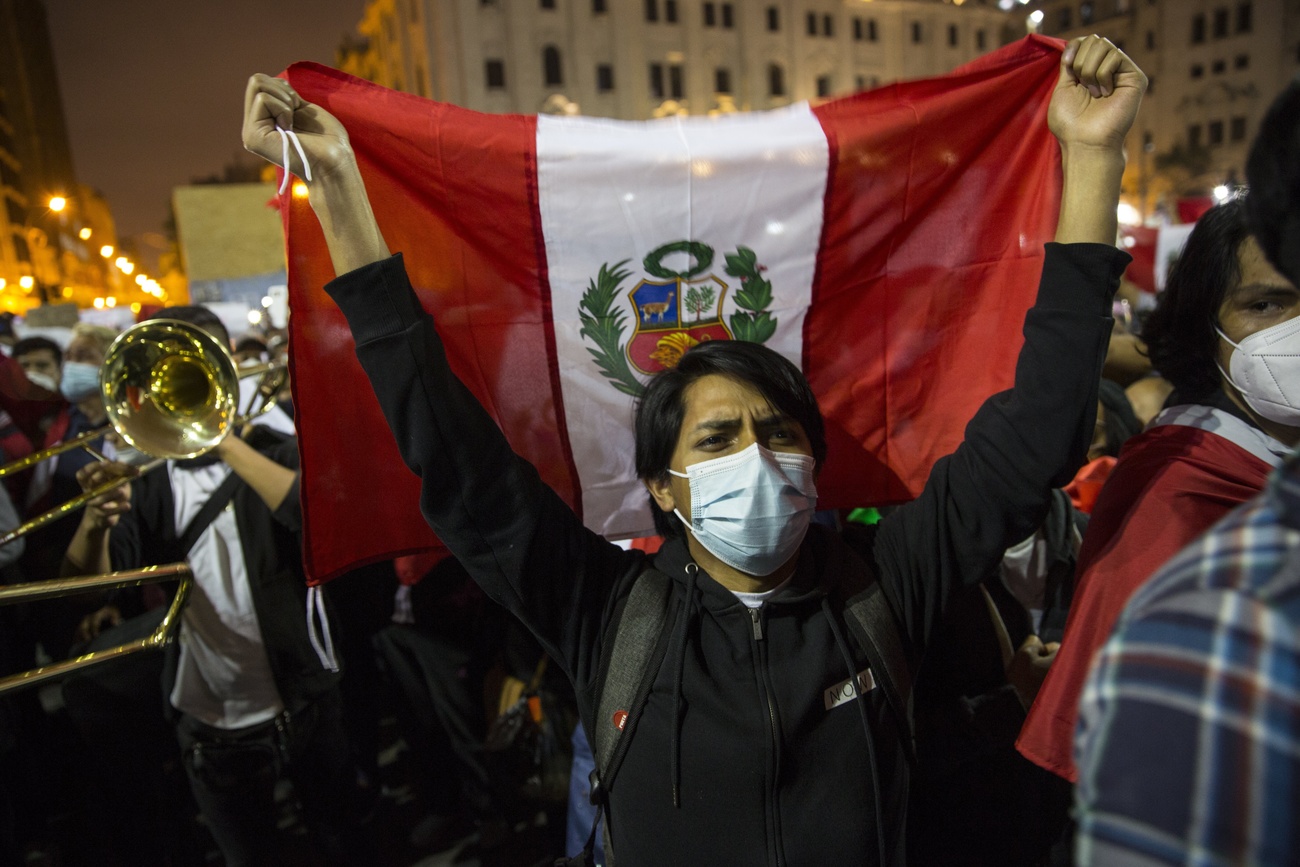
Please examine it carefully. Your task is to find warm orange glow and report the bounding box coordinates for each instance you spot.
[135,274,147,286]
[93,297,105,309]
[105,297,117,308]
[114,257,135,275]
[62,287,72,297]
[292,182,309,199]
[48,196,67,212]
[78,227,92,240]
[130,303,141,313]
[18,276,34,290]
[100,245,114,258]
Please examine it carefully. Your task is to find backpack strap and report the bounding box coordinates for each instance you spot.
[828,532,916,760]
[176,468,242,556]
[584,566,678,867]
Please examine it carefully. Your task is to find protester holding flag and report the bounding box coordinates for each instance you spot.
[243,34,1143,866]
[1018,197,1300,786]
[1072,75,1300,867]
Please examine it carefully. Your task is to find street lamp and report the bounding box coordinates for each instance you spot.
[16,194,70,305]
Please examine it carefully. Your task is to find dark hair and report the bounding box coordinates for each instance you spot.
[634,340,826,539]
[13,336,62,365]
[1141,199,1251,398]
[1245,75,1300,284]
[235,336,268,355]
[149,305,231,348]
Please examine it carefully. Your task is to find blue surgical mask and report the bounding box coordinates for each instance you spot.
[671,443,817,577]
[59,361,100,403]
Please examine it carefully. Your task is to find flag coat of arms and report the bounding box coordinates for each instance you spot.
[281,36,1066,582]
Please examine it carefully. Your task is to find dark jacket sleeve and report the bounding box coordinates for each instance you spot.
[325,254,639,688]
[871,242,1129,658]
[244,427,303,532]
[108,471,164,572]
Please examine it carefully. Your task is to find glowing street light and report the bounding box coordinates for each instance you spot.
[100,245,114,258]
[48,196,67,213]
[135,274,147,286]
[18,276,34,290]
[1213,184,1231,202]
[78,227,92,240]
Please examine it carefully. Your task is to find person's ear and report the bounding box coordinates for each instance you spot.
[644,475,676,515]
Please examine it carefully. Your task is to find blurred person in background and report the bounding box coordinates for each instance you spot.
[66,306,369,867]
[1019,196,1300,789]
[12,337,62,395]
[1074,76,1300,866]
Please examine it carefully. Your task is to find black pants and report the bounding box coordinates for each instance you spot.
[177,690,364,867]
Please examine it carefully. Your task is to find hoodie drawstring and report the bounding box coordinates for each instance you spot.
[275,126,312,196]
[306,585,340,672]
[822,596,888,867]
[670,562,699,809]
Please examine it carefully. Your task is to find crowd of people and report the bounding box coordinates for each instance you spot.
[0,34,1296,867]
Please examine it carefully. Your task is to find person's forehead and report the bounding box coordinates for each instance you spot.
[65,336,104,358]
[679,374,782,427]
[1222,237,1294,298]
[18,348,57,363]
[1236,237,1297,291]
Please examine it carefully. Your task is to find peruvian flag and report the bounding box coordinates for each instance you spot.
[282,36,1066,582]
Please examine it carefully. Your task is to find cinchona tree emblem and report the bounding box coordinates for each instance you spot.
[579,240,777,398]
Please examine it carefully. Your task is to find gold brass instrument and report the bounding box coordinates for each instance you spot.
[0,319,288,548]
[0,426,114,479]
[0,562,192,695]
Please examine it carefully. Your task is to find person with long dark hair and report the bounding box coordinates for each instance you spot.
[1019,196,1300,785]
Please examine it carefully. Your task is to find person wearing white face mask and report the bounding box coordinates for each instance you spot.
[13,335,63,395]
[1018,196,1300,786]
[242,34,1145,866]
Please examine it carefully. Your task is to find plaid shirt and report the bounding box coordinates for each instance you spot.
[1075,448,1300,866]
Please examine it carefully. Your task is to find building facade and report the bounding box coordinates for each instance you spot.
[1020,0,1300,218]
[0,0,116,311]
[338,0,1023,120]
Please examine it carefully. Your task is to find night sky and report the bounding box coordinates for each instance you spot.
[44,0,366,248]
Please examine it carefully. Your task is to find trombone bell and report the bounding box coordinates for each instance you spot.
[101,319,239,460]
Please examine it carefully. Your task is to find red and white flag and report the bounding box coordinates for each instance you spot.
[282,36,1066,583]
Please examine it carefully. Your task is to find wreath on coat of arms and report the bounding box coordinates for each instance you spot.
[578,240,777,398]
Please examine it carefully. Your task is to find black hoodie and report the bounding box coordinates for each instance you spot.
[328,242,1128,866]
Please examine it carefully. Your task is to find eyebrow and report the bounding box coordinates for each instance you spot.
[1229,281,1296,297]
[688,413,788,435]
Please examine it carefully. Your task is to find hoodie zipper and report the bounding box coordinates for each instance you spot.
[750,604,785,867]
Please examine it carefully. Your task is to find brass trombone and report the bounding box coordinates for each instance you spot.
[0,563,192,695]
[0,318,287,547]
